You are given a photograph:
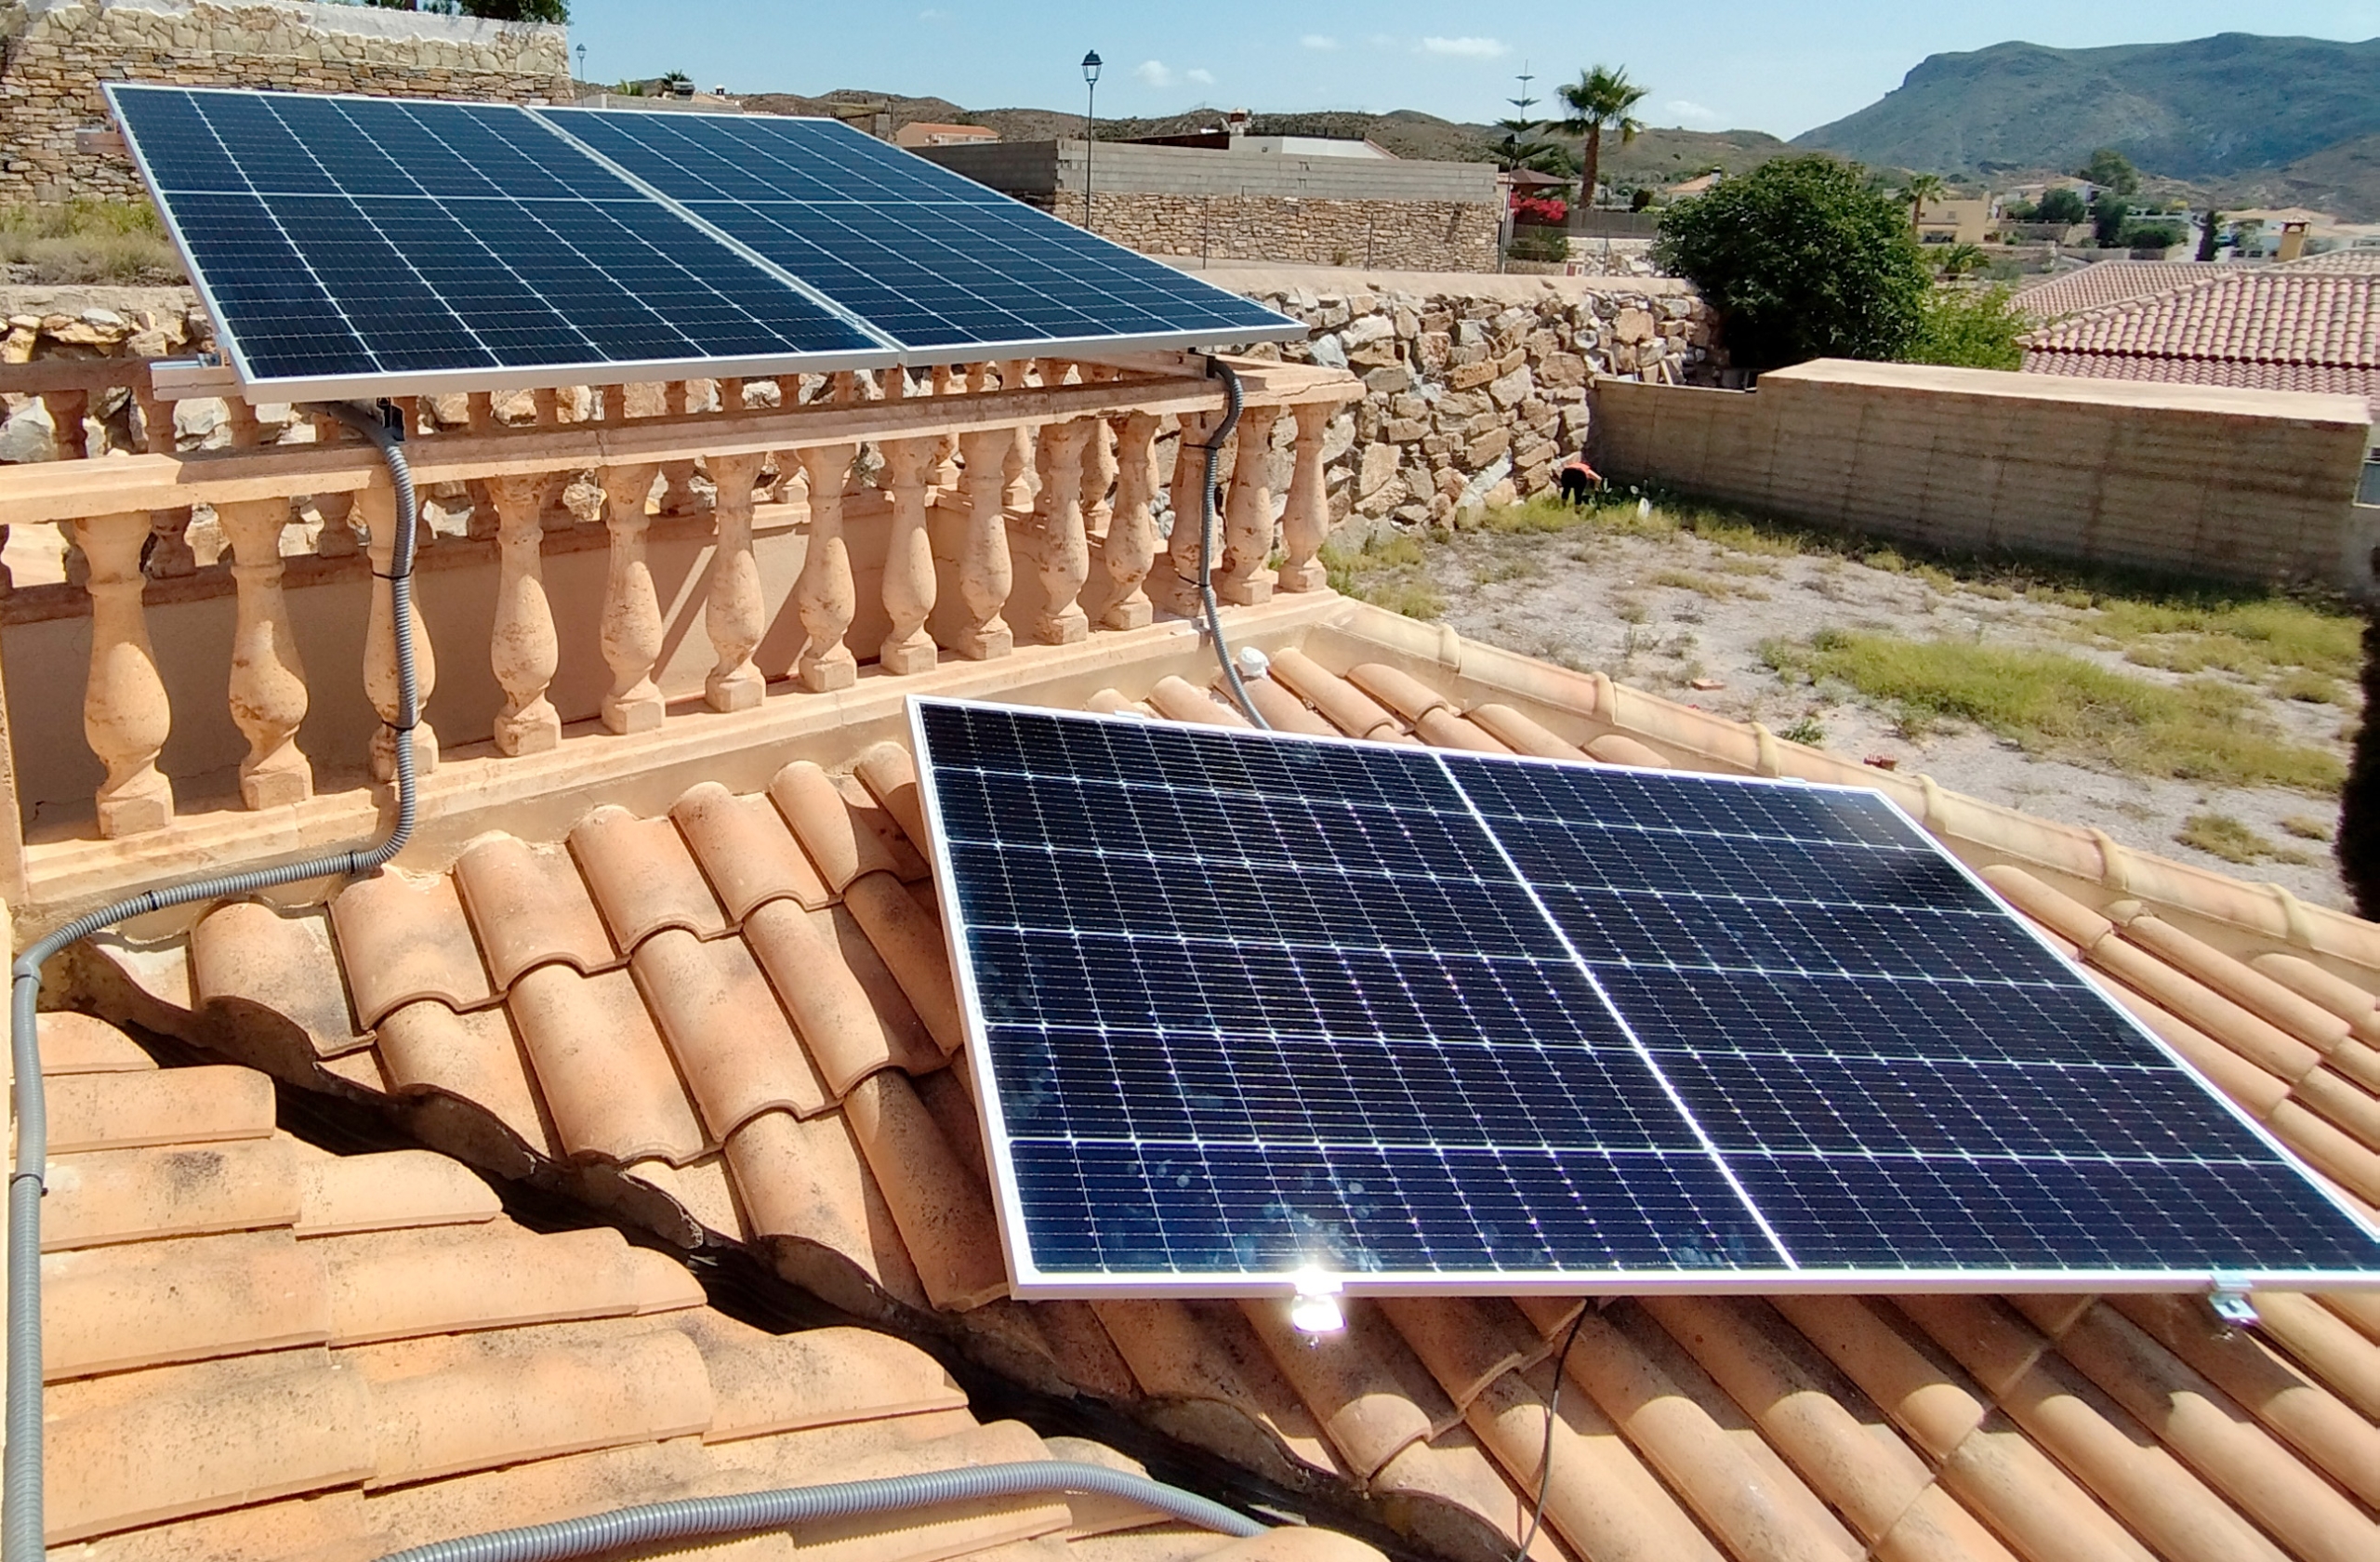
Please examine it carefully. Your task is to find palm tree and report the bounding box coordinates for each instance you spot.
[1555,65,1646,214]
[1902,173,1946,230]
[1936,243,1986,279]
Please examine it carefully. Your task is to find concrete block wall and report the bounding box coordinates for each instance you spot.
[1593,360,2379,590]
[0,0,573,202]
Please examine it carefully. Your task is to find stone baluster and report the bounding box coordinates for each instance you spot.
[703,452,768,711]
[357,480,438,783]
[768,375,804,506]
[929,364,960,486]
[597,461,665,734]
[40,390,88,459]
[1156,406,1223,615]
[792,443,858,692]
[949,428,1014,660]
[1216,407,1279,605]
[139,383,199,575]
[1000,361,1035,511]
[1017,418,1091,645]
[486,472,561,756]
[879,439,938,675]
[73,511,173,836]
[215,497,311,809]
[1279,403,1334,593]
[466,393,499,538]
[1084,410,1118,536]
[532,390,580,530]
[1086,411,1161,630]
[302,412,356,562]
[659,381,703,514]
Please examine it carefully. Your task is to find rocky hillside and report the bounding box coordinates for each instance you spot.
[741,88,1789,189]
[1794,33,2380,214]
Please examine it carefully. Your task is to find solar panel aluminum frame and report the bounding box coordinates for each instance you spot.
[104,83,911,403]
[906,695,2380,1303]
[104,84,1310,404]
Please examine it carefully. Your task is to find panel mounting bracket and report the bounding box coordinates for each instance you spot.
[2208,1274,2259,1330]
[148,355,240,401]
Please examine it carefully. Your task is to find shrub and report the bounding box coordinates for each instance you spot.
[1506,225,1569,263]
[2037,188,2088,226]
[1653,153,1931,372]
[1901,285,2029,370]
[1512,193,1567,226]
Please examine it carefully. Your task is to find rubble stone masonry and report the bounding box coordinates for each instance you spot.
[1051,190,1500,274]
[0,0,572,202]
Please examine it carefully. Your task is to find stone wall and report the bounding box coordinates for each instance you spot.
[1050,191,1499,273]
[1594,360,2377,591]
[0,0,573,202]
[1202,268,1724,534]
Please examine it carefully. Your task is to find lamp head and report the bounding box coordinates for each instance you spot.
[1082,50,1103,86]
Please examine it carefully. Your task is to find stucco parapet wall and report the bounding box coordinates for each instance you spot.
[10,0,569,69]
[920,139,1499,204]
[1764,357,2373,428]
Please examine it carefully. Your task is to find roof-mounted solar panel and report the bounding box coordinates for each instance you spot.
[908,697,2380,1298]
[104,85,1304,401]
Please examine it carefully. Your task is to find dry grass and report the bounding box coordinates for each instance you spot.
[0,200,183,285]
[1320,532,1445,620]
[2281,813,2337,842]
[1648,567,1770,601]
[1762,628,2346,794]
[2175,812,2314,867]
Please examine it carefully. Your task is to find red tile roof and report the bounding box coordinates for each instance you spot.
[2021,270,2380,414]
[72,627,2380,1562]
[2014,262,2226,322]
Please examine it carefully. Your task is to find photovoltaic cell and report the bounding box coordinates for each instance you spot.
[910,697,2380,1293]
[105,84,1306,398]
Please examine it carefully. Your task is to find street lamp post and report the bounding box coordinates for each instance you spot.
[575,42,588,86]
[1081,50,1102,234]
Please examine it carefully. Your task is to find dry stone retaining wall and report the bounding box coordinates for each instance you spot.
[0,0,572,202]
[1227,274,1725,535]
[1050,191,1499,274]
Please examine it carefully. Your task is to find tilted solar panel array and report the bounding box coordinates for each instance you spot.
[910,698,2380,1294]
[104,85,1302,398]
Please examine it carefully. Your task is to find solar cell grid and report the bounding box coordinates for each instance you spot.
[913,698,2380,1293]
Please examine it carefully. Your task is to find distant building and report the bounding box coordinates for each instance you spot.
[1132,111,1393,160]
[2014,261,2225,322]
[894,122,999,150]
[1915,198,1990,246]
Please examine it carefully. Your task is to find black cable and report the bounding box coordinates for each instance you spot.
[1514,1304,1590,1562]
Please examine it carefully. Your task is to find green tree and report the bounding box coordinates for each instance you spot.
[1934,242,1987,278]
[1901,172,1945,229]
[1653,153,1932,372]
[2075,148,2141,195]
[1555,65,1646,212]
[2037,187,2088,225]
[2093,192,2132,245]
[1902,285,2029,370]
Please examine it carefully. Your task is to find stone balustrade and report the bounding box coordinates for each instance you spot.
[0,354,1359,886]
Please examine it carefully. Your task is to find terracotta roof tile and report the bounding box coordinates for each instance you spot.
[855,744,932,855]
[842,1070,1008,1311]
[509,963,709,1165]
[632,927,833,1135]
[673,781,835,920]
[723,1107,933,1311]
[38,1010,160,1074]
[190,902,366,1056]
[330,870,495,1026]
[571,805,733,948]
[2027,271,2378,366]
[374,999,557,1158]
[46,1065,276,1154]
[774,761,906,893]
[452,833,617,986]
[33,1019,1248,1562]
[745,900,922,1093]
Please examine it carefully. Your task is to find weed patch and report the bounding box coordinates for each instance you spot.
[1649,567,1769,601]
[0,200,182,285]
[2175,813,2313,867]
[1764,629,2345,792]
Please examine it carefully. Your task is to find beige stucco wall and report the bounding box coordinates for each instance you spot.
[1593,360,2378,589]
[1050,191,1501,274]
[0,0,572,202]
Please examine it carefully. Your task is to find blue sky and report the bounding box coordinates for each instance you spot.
[563,2,2380,140]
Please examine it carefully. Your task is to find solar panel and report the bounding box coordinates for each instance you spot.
[107,85,892,396]
[544,111,1308,355]
[105,85,1306,399]
[909,697,2380,1295]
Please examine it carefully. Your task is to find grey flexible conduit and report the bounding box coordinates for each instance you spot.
[3,399,423,1562]
[1195,358,1269,730]
[377,1461,1264,1562]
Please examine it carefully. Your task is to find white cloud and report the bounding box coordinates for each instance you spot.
[1134,60,1176,87]
[1186,68,1215,86]
[1666,99,1721,126]
[1420,36,1509,60]
[1301,34,1340,51]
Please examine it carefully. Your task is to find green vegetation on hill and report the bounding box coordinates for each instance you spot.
[1793,33,2380,217]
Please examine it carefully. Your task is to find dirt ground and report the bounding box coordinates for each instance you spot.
[1403,509,2363,910]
